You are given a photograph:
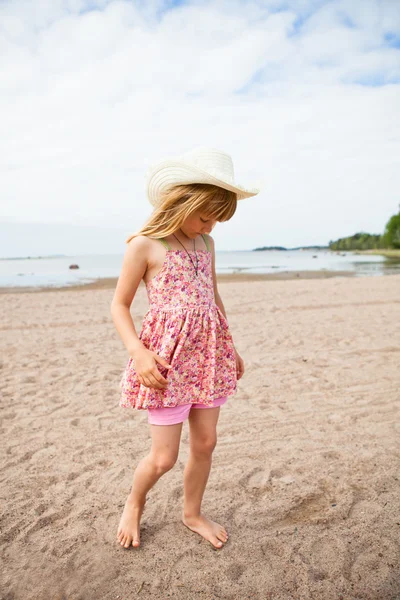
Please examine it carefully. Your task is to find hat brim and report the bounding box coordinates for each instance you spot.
[146,160,260,206]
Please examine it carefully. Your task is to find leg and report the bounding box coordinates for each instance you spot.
[117,421,183,548]
[181,406,229,549]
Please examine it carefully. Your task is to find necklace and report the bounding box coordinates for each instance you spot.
[172,230,199,277]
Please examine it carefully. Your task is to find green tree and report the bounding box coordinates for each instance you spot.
[329,209,400,250]
[328,232,384,251]
[382,212,400,249]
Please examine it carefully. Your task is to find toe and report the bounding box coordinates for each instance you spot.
[124,536,132,548]
[132,538,140,547]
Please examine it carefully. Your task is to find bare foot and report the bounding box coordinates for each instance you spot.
[181,512,229,549]
[117,495,144,548]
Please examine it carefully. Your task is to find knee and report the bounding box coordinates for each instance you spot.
[191,435,217,457]
[151,452,178,474]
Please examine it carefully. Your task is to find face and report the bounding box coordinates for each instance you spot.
[179,210,217,238]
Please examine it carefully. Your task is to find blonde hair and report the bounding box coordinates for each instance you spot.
[126,183,237,243]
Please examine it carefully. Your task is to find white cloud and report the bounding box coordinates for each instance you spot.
[1,0,399,252]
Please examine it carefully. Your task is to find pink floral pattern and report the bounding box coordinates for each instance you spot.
[119,248,237,410]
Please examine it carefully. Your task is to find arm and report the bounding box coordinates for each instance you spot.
[207,234,228,321]
[110,236,172,389]
[215,294,228,320]
[110,236,149,358]
[207,234,244,380]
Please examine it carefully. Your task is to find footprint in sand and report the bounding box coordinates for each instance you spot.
[239,466,272,492]
[308,536,349,580]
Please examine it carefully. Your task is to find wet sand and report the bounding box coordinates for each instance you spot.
[0,269,355,294]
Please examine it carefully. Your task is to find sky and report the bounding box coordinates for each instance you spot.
[1,0,400,256]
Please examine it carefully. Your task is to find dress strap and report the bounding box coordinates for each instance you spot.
[201,233,211,251]
[158,237,171,249]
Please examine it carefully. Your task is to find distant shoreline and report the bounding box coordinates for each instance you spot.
[253,246,329,251]
[1,248,399,261]
[0,255,66,261]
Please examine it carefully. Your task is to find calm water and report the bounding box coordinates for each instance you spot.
[0,250,399,289]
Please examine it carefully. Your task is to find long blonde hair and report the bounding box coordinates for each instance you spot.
[126,183,237,243]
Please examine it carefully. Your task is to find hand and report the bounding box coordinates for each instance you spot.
[131,348,172,390]
[234,347,244,380]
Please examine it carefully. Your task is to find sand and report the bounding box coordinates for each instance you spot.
[1,273,399,600]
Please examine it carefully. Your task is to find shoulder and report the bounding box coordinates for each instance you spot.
[125,234,154,262]
[126,234,155,252]
[203,233,215,252]
[126,234,151,247]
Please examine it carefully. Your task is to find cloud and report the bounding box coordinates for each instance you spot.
[1,0,399,251]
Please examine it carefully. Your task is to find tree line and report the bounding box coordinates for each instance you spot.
[329,209,400,251]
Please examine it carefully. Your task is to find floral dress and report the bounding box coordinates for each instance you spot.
[119,234,237,410]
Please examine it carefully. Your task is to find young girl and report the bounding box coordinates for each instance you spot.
[111,146,259,550]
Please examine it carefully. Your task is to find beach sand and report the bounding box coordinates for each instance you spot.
[1,273,399,599]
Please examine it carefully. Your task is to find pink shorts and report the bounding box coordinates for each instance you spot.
[147,396,228,426]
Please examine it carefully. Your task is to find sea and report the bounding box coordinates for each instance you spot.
[0,250,399,289]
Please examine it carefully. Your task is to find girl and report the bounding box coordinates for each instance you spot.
[111,146,259,550]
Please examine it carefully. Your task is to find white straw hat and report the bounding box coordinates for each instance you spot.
[146,146,260,207]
